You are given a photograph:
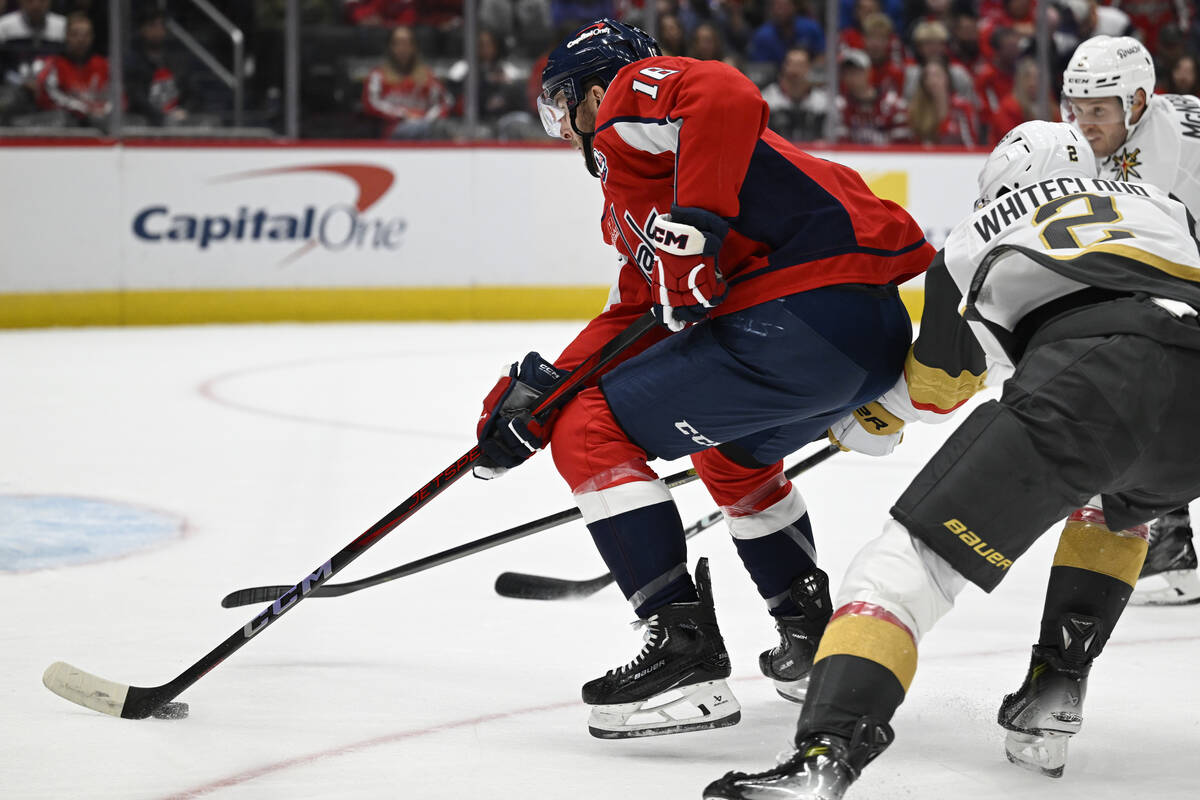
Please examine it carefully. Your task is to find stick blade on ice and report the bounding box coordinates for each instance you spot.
[42,661,131,717]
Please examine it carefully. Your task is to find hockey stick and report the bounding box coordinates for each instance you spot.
[219,461,714,608]
[494,441,841,600]
[42,311,659,720]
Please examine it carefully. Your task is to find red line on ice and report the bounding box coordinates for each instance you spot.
[160,699,579,798]
[161,632,1200,798]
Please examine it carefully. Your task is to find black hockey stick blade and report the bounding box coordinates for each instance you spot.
[220,459,710,608]
[43,312,659,719]
[493,508,723,600]
[492,442,840,601]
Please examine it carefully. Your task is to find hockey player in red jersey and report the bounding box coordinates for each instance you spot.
[474,19,934,739]
[704,120,1200,798]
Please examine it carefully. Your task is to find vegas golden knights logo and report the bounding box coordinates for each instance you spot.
[1110,147,1143,180]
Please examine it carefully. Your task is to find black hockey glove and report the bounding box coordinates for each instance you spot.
[474,352,568,479]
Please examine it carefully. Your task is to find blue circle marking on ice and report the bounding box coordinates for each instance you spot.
[0,495,184,571]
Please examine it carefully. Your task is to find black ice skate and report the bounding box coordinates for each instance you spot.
[998,613,1102,778]
[1130,507,1200,606]
[759,568,832,704]
[582,557,740,738]
[703,718,893,800]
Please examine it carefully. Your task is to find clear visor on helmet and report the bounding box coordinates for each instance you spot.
[1061,96,1125,127]
[537,91,569,138]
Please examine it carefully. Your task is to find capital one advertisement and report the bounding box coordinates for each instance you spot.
[116,147,609,290]
[0,145,983,296]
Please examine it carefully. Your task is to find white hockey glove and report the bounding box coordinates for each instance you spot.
[827,401,906,457]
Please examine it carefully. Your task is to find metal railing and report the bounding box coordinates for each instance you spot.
[163,0,246,128]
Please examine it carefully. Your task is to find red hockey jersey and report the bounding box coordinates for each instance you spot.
[36,53,111,117]
[556,56,933,370]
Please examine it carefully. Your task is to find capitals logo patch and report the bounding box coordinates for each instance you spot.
[593,146,609,183]
[1109,147,1143,180]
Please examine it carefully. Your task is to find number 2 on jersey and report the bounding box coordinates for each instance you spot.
[1034,193,1135,249]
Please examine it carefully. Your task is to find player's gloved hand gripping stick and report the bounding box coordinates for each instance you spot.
[649,206,729,331]
[474,352,567,479]
[42,311,659,720]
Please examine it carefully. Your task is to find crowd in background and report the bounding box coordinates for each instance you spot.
[0,0,1197,144]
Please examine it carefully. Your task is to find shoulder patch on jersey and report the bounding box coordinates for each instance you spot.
[593,146,609,183]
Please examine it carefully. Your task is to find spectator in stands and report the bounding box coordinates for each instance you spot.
[985,53,1055,144]
[689,21,735,66]
[1152,23,1188,90]
[836,47,907,144]
[361,24,452,138]
[708,0,752,56]
[0,0,64,119]
[550,1,614,32]
[906,0,954,37]
[948,7,982,72]
[837,0,904,30]
[349,1,464,57]
[761,46,830,141]
[447,26,538,139]
[862,11,905,95]
[657,12,687,57]
[345,0,418,27]
[23,11,112,130]
[839,0,883,51]
[903,18,975,103]
[478,0,552,57]
[978,0,1038,65]
[1054,0,1133,74]
[906,58,979,145]
[975,24,1021,140]
[124,9,202,128]
[1163,53,1198,96]
[1110,0,1187,52]
[747,0,825,65]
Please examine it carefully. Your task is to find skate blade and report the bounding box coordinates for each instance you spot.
[1130,569,1200,606]
[1004,730,1068,778]
[773,675,810,705]
[588,679,741,739]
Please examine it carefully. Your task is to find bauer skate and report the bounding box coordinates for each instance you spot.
[1130,508,1200,606]
[760,568,832,704]
[998,614,1101,778]
[703,718,893,800]
[583,557,740,739]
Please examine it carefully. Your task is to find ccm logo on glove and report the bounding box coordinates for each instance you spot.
[648,206,730,332]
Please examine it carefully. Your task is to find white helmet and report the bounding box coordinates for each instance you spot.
[976,121,1097,209]
[1061,35,1155,135]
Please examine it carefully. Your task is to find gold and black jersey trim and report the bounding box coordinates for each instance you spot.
[908,251,988,413]
[1010,243,1200,310]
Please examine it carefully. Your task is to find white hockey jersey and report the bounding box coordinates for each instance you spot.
[943,176,1200,372]
[1097,93,1200,232]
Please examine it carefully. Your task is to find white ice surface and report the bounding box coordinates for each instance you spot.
[1,321,1196,800]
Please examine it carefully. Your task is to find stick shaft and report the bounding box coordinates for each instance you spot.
[46,312,659,718]
[221,462,706,607]
[493,443,841,600]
